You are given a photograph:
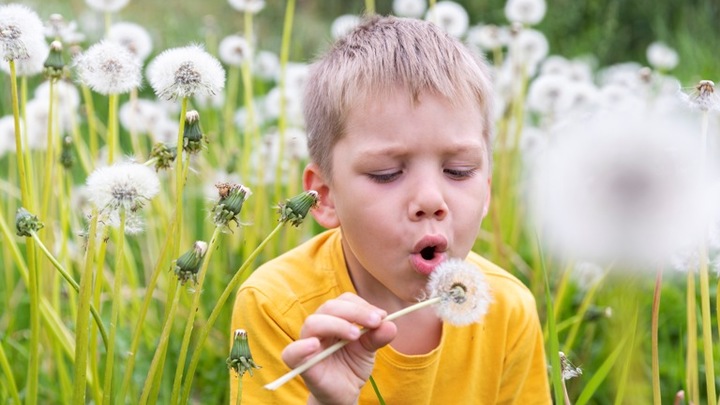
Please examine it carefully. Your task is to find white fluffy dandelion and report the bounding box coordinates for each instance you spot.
[44,14,86,45]
[529,110,711,268]
[426,259,492,326]
[254,50,279,81]
[228,0,265,13]
[466,24,510,52]
[108,21,153,62]
[86,161,160,212]
[0,116,17,157]
[119,98,164,134]
[74,40,142,95]
[393,0,427,18]
[331,15,361,40]
[0,38,47,77]
[147,44,226,100]
[425,1,469,38]
[509,28,549,69]
[218,34,250,67]
[84,0,131,13]
[504,0,546,25]
[684,80,720,112]
[646,41,678,71]
[0,4,45,62]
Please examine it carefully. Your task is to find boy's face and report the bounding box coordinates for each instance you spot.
[305,89,491,305]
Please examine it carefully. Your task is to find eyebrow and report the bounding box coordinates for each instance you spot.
[358,141,487,158]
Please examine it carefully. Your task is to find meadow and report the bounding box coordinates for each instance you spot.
[0,0,719,404]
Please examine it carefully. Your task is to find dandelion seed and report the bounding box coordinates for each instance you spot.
[331,15,361,40]
[228,0,266,14]
[426,259,492,326]
[646,41,678,71]
[504,0,547,26]
[425,1,469,38]
[393,0,427,18]
[147,44,226,100]
[108,22,154,62]
[74,40,142,95]
[0,4,45,62]
[84,0,131,13]
[218,34,250,67]
[85,161,160,213]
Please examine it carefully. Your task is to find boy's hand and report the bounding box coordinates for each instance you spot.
[281,293,397,405]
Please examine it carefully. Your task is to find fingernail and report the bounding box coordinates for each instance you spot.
[349,326,361,339]
[368,312,381,325]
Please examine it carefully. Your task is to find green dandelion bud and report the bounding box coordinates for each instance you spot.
[174,240,208,285]
[16,208,44,237]
[149,143,177,171]
[227,329,261,377]
[183,110,204,154]
[43,40,65,79]
[277,190,319,227]
[212,183,251,227]
[60,136,74,169]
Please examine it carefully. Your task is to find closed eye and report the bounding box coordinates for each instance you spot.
[444,168,477,180]
[367,171,402,183]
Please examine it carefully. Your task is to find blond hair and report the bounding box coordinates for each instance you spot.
[304,15,494,177]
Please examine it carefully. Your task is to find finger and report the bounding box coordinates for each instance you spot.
[359,321,397,352]
[315,297,386,329]
[301,313,363,341]
[281,337,321,368]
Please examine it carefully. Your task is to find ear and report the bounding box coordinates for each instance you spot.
[481,176,492,218]
[303,162,340,229]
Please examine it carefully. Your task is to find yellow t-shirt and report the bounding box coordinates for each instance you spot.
[231,228,551,404]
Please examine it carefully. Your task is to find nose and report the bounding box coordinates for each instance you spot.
[408,175,448,221]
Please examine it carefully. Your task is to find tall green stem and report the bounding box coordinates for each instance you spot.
[364,0,375,14]
[174,97,189,257]
[102,208,127,404]
[686,270,700,405]
[41,78,57,221]
[651,268,662,405]
[0,339,22,405]
[169,226,224,404]
[107,93,119,164]
[138,282,183,405]
[81,85,98,163]
[72,210,99,404]
[180,222,285,403]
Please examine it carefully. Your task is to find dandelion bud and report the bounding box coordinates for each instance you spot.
[212,183,251,226]
[149,143,177,171]
[227,329,261,377]
[559,351,582,380]
[60,135,74,169]
[426,259,492,326]
[174,241,208,285]
[16,207,44,237]
[183,110,204,154]
[277,190,319,227]
[43,40,64,79]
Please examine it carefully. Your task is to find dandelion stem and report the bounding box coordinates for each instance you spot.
[265,296,443,390]
[273,0,295,208]
[686,270,700,405]
[169,226,224,404]
[81,84,98,163]
[365,0,375,14]
[102,208,127,405]
[0,339,21,405]
[9,60,31,208]
[107,93,119,164]
[651,268,663,405]
[173,97,189,256]
[40,78,57,222]
[223,66,240,150]
[181,221,286,403]
[72,209,99,405]
[369,375,386,405]
[138,280,182,405]
[29,231,108,347]
[236,371,244,405]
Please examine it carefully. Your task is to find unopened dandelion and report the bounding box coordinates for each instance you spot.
[74,40,142,95]
[147,44,226,100]
[183,110,204,154]
[277,190,319,227]
[227,329,261,377]
[15,207,44,237]
[174,241,208,285]
[212,183,251,227]
[43,40,65,79]
[108,22,154,61]
[149,142,177,171]
[85,161,161,213]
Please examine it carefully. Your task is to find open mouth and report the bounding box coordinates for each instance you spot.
[411,235,448,275]
[420,246,437,261]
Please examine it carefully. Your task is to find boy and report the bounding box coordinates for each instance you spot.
[231,15,551,404]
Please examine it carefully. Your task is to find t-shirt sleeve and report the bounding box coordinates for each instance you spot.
[496,287,552,404]
[229,284,309,405]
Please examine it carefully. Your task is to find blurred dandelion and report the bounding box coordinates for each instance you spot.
[108,21,154,62]
[228,0,266,14]
[646,41,678,71]
[425,1,469,38]
[393,0,428,18]
[84,0,131,13]
[504,0,547,26]
[219,34,251,67]
[331,15,361,40]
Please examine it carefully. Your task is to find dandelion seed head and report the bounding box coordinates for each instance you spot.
[119,98,164,134]
[0,4,45,62]
[425,1,469,38]
[684,80,720,112]
[509,28,548,69]
[44,14,85,45]
[426,259,492,326]
[75,40,142,95]
[108,22,153,62]
[646,41,678,71]
[218,34,250,67]
[331,15,361,40]
[86,161,160,213]
[254,50,279,81]
[147,45,225,100]
[0,37,47,77]
[84,0,131,13]
[228,0,265,14]
[393,0,427,18]
[466,24,510,53]
[504,0,547,26]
